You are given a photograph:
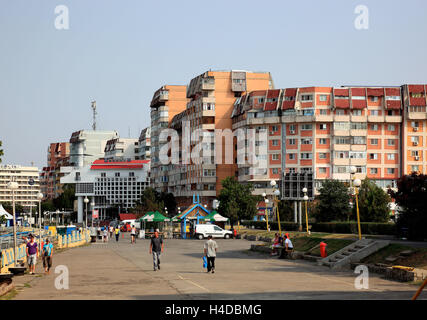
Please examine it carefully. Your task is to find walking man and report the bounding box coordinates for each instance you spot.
[149,231,163,271]
[130,225,136,244]
[26,234,38,275]
[42,238,53,274]
[204,235,218,273]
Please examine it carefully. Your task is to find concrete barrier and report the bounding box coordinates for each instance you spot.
[0,243,27,273]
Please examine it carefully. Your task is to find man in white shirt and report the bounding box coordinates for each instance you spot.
[281,234,294,259]
[204,235,218,273]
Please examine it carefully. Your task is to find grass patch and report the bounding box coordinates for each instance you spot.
[0,288,18,300]
[23,283,31,288]
[293,237,354,256]
[361,244,427,269]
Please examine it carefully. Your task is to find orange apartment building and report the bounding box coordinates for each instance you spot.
[150,85,188,191]
[163,70,273,208]
[231,85,412,199]
[40,142,70,200]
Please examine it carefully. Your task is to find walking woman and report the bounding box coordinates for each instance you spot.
[42,238,53,274]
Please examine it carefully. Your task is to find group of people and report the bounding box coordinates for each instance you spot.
[24,234,53,275]
[97,225,123,242]
[271,232,294,258]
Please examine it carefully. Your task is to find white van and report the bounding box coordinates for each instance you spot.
[194,224,232,240]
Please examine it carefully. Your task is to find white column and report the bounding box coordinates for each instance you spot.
[77,196,84,223]
[298,201,302,228]
[294,201,298,223]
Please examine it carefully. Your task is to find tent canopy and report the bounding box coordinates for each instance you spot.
[139,211,170,222]
[0,204,13,220]
[203,210,228,222]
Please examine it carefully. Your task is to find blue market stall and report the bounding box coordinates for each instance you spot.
[171,195,210,239]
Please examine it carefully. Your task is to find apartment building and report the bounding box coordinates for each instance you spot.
[69,130,119,167]
[0,165,40,212]
[104,138,139,161]
[165,70,273,208]
[232,85,408,197]
[150,85,188,191]
[401,84,427,174]
[136,127,151,160]
[40,142,69,200]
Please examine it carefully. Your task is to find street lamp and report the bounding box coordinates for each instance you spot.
[84,197,89,229]
[353,178,362,240]
[349,166,362,240]
[7,181,19,264]
[91,200,95,227]
[270,180,282,235]
[37,192,43,251]
[262,192,270,231]
[56,209,60,226]
[302,188,309,234]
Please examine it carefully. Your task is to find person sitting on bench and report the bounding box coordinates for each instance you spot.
[280,234,294,259]
[271,233,281,256]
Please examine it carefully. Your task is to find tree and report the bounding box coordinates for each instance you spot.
[0,140,3,163]
[132,188,164,217]
[157,192,177,216]
[352,179,391,222]
[1,202,25,214]
[389,173,427,240]
[278,200,296,222]
[53,184,75,210]
[217,177,260,227]
[315,180,350,222]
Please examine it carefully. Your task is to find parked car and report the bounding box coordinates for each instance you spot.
[194,224,232,240]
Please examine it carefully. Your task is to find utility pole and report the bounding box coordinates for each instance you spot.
[91,101,97,131]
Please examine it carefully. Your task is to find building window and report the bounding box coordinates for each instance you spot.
[129,172,135,177]
[272,168,279,174]
[352,110,362,116]
[370,168,378,174]
[319,124,327,130]
[288,139,296,145]
[370,124,379,131]
[319,95,327,102]
[371,139,378,145]
[369,153,378,160]
[300,153,312,160]
[388,124,395,131]
[370,96,379,102]
[289,154,296,160]
[387,168,395,175]
[387,154,396,160]
[301,94,313,101]
[370,110,379,116]
[289,124,296,133]
[387,139,395,146]
[272,140,279,146]
[272,154,279,161]
[318,167,327,174]
[319,138,327,145]
[301,124,313,130]
[115,172,120,177]
[318,153,327,159]
[412,166,419,172]
[271,125,278,132]
[301,138,312,145]
[335,109,345,115]
[319,109,328,115]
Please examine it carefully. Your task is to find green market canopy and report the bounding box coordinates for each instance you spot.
[139,211,170,222]
[203,210,228,222]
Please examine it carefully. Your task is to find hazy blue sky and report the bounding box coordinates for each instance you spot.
[1,0,427,168]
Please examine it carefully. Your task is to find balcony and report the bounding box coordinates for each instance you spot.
[351,144,366,151]
[334,115,350,122]
[201,78,215,90]
[315,115,334,122]
[368,115,385,122]
[385,115,402,123]
[408,112,427,120]
[350,115,367,122]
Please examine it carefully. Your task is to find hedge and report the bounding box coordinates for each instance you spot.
[241,220,396,236]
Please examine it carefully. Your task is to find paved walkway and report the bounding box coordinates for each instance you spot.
[12,234,424,300]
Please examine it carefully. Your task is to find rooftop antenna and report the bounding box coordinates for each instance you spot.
[91,101,97,130]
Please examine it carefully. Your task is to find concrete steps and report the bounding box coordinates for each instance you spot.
[318,239,390,270]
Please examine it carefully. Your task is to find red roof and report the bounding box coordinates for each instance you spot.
[90,159,149,170]
[119,214,137,221]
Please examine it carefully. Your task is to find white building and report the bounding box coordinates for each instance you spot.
[136,127,151,160]
[61,159,150,223]
[104,138,139,161]
[0,165,40,212]
[69,130,119,167]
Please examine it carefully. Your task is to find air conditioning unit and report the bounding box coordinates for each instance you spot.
[415,156,419,161]
[413,127,418,131]
[413,141,418,146]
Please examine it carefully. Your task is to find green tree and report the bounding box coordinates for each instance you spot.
[217,177,260,227]
[0,140,3,163]
[389,173,427,240]
[278,200,296,221]
[132,187,164,217]
[1,202,25,214]
[352,179,391,222]
[53,184,75,210]
[315,180,350,222]
[157,192,177,216]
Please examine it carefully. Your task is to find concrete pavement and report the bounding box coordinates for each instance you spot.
[12,234,423,300]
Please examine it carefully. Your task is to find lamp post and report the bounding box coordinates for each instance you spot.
[84,197,89,229]
[7,181,19,265]
[262,192,270,232]
[350,166,362,240]
[302,188,309,234]
[91,200,95,228]
[37,192,43,252]
[270,180,282,235]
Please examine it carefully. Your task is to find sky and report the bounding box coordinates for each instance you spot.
[0,0,427,169]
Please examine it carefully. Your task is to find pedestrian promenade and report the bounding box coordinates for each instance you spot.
[13,234,423,300]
